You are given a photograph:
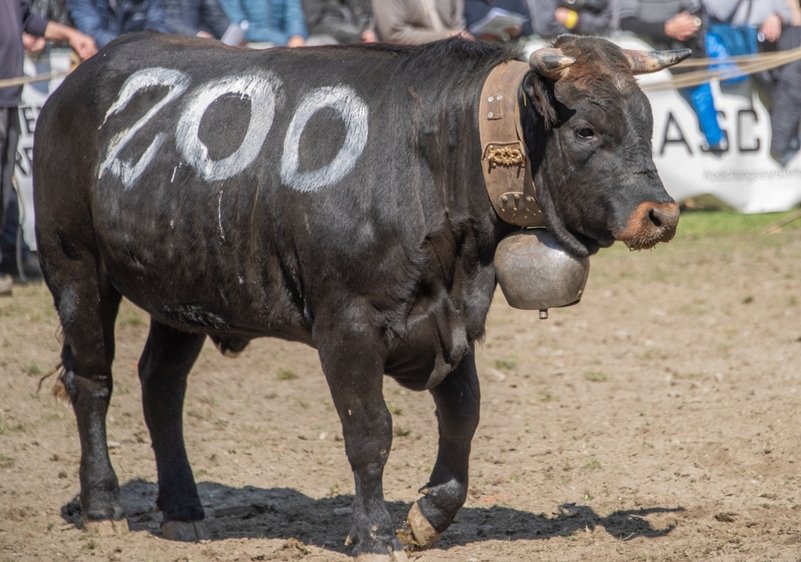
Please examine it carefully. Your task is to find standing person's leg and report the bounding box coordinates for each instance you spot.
[0,108,19,295]
[769,27,801,166]
[0,109,16,241]
[679,84,726,153]
[0,106,40,283]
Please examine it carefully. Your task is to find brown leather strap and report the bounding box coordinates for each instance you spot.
[478,61,545,227]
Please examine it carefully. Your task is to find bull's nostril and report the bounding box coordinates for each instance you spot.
[647,204,679,230]
[649,208,663,228]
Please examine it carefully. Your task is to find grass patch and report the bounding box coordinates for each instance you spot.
[276,368,298,381]
[584,371,608,383]
[0,454,14,468]
[22,362,42,376]
[393,425,411,438]
[387,402,403,416]
[675,208,801,239]
[493,356,518,371]
[583,457,602,470]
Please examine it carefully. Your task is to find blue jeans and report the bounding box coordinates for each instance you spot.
[680,83,725,147]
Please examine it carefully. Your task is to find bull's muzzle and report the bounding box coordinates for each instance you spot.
[615,201,680,250]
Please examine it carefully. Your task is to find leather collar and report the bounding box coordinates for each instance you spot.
[478,61,545,228]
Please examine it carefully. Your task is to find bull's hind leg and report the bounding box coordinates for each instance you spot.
[406,347,480,548]
[137,320,207,541]
[316,312,407,561]
[50,264,125,532]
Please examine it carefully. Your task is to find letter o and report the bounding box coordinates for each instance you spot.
[281,86,369,193]
[177,73,281,182]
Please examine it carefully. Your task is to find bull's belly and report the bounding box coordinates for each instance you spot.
[99,243,311,344]
[385,311,470,390]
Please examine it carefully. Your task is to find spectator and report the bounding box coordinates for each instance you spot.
[703,0,791,45]
[464,0,532,42]
[1,0,96,294]
[219,0,308,46]
[23,0,73,53]
[527,0,613,38]
[163,0,231,40]
[302,0,376,44]
[703,0,792,91]
[31,0,72,24]
[702,0,794,164]
[67,0,171,48]
[768,25,801,166]
[620,0,727,154]
[372,0,472,44]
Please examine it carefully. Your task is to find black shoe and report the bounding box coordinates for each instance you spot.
[0,253,43,283]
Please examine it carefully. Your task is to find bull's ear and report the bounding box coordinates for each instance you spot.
[523,73,560,130]
[622,48,692,75]
[528,47,575,81]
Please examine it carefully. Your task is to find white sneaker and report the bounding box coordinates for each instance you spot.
[0,274,12,296]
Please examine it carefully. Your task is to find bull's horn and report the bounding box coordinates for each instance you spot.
[622,48,692,75]
[528,48,576,80]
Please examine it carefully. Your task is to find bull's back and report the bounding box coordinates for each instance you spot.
[35,35,418,338]
[35,34,496,349]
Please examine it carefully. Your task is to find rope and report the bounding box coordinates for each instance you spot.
[0,70,69,90]
[2,46,800,96]
[641,46,801,91]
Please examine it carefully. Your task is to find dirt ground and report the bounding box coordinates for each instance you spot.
[2,216,801,562]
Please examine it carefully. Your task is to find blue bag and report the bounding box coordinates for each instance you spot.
[705,23,759,85]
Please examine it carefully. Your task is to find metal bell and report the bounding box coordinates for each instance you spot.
[494,229,590,315]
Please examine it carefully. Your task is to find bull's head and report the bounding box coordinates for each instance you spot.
[522,35,689,257]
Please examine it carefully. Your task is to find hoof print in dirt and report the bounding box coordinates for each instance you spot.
[355,548,409,562]
[161,520,210,542]
[82,518,129,536]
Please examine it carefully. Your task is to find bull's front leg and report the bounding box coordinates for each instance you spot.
[406,347,480,548]
[316,314,406,561]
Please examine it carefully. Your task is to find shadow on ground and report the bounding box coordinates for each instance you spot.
[61,479,683,554]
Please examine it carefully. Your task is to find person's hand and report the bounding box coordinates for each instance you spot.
[22,33,47,54]
[448,29,474,40]
[555,7,579,30]
[665,11,702,41]
[67,29,97,60]
[504,24,522,39]
[287,35,305,47]
[361,28,377,43]
[760,12,782,43]
[478,25,521,42]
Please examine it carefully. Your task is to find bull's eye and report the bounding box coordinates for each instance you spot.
[575,127,595,140]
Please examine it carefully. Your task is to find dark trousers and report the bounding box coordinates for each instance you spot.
[0,108,22,266]
[770,27,801,158]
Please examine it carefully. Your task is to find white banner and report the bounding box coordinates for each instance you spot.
[17,39,801,250]
[17,48,71,251]
[626,37,801,213]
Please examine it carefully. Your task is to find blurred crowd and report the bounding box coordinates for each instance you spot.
[2,0,801,294]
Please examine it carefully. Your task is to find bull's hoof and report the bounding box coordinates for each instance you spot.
[82,517,129,536]
[161,520,210,542]
[355,548,409,562]
[404,501,440,548]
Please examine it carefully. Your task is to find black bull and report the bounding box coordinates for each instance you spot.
[33,33,686,559]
